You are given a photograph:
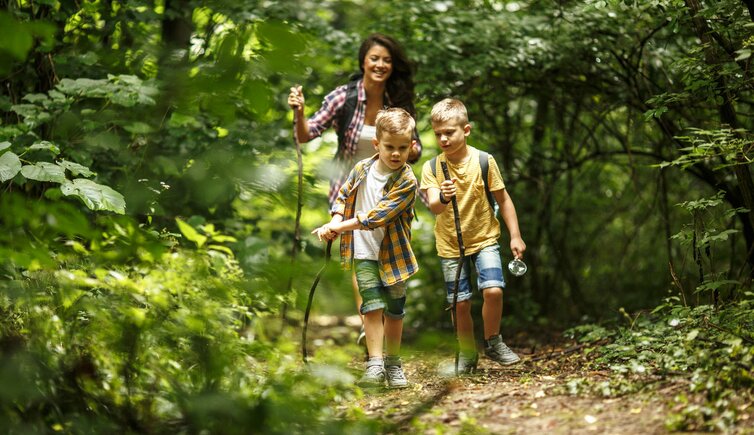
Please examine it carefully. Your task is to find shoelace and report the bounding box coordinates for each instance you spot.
[386,366,405,378]
[365,364,384,377]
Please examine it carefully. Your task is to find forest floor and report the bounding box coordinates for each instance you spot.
[307,315,754,434]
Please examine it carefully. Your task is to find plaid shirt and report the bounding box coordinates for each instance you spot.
[331,156,419,286]
[302,79,423,206]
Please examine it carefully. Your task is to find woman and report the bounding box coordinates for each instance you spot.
[288,32,422,205]
[288,33,422,347]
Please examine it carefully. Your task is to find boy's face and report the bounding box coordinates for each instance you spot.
[372,132,414,172]
[432,119,471,159]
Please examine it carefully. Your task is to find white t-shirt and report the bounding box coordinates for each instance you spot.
[353,124,377,162]
[353,163,389,260]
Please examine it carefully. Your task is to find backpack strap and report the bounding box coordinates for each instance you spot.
[335,78,360,155]
[478,150,495,210]
[431,153,494,210]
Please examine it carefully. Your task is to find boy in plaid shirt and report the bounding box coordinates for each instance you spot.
[312,108,418,388]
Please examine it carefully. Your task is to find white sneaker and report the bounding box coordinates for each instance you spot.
[357,359,385,388]
[385,356,408,389]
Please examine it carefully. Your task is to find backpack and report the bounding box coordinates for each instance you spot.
[429,151,496,212]
[334,75,417,155]
[335,76,362,154]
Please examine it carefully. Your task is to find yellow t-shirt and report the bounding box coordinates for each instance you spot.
[420,146,505,258]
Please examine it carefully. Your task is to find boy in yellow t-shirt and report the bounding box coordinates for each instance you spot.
[420,98,526,374]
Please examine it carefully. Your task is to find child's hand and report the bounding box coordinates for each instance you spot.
[510,237,526,260]
[312,224,337,242]
[440,178,457,200]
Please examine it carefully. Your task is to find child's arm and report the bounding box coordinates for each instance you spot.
[312,214,371,241]
[322,216,359,236]
[312,214,344,241]
[354,177,416,230]
[420,160,457,215]
[424,178,457,215]
[493,189,526,259]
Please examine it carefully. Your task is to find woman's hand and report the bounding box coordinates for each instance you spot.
[408,143,420,163]
[288,85,305,113]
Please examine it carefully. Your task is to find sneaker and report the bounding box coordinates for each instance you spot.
[385,356,408,389]
[440,351,478,376]
[358,359,385,388]
[485,335,521,366]
[457,351,479,374]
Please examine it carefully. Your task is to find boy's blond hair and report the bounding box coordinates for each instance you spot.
[430,98,469,125]
[375,107,415,140]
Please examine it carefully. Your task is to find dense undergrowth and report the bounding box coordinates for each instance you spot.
[0,199,375,434]
[566,295,754,431]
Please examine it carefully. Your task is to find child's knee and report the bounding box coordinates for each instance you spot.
[456,299,472,313]
[482,287,503,300]
[363,309,384,325]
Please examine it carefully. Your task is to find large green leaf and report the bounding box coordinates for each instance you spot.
[28,141,61,155]
[0,151,22,182]
[176,218,207,248]
[58,159,95,177]
[61,178,126,214]
[0,141,10,153]
[20,162,66,183]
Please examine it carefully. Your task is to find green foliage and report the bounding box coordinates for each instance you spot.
[670,191,748,302]
[3,0,754,430]
[0,74,159,214]
[0,217,374,432]
[660,128,754,171]
[565,296,754,431]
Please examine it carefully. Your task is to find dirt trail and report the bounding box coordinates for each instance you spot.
[307,315,750,434]
[358,355,673,434]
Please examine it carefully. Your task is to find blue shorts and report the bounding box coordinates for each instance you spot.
[440,244,506,304]
[355,260,407,319]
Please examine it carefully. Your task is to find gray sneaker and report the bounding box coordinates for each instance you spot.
[358,359,385,388]
[438,351,478,377]
[485,335,521,366]
[385,356,408,389]
[457,351,479,374]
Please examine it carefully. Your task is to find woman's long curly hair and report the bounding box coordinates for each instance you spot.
[358,33,417,118]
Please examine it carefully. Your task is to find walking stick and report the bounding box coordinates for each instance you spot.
[282,85,306,324]
[302,239,333,364]
[441,161,465,375]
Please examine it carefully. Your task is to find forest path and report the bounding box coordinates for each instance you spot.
[308,315,682,434]
[352,350,673,434]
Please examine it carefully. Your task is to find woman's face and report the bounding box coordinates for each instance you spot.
[362,44,393,84]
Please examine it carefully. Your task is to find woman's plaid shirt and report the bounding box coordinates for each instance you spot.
[331,156,419,286]
[301,79,422,206]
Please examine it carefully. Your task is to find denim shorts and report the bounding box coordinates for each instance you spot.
[440,244,506,304]
[355,260,407,319]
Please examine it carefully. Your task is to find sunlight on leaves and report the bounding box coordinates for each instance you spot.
[60,178,126,214]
